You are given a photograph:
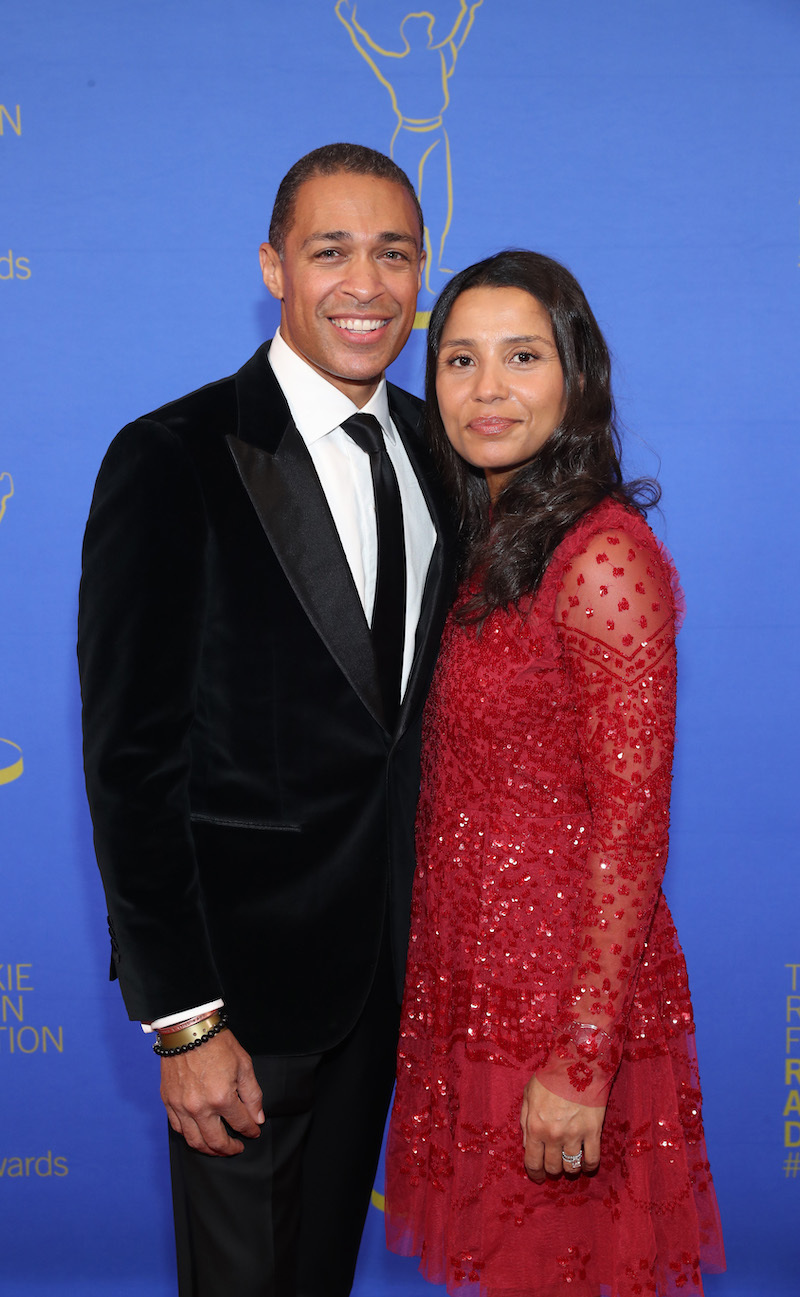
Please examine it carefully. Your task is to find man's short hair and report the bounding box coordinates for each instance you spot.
[268,142,424,257]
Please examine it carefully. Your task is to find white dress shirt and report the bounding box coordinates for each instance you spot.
[267,329,436,694]
[145,331,437,1031]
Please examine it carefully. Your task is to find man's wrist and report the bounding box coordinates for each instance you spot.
[152,1011,229,1058]
[158,1010,218,1036]
[141,999,224,1035]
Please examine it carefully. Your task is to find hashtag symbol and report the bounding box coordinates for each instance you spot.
[784,1151,800,1177]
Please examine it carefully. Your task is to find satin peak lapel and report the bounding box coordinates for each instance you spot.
[389,396,451,738]
[226,424,387,728]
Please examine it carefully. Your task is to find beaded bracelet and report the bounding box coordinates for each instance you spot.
[153,1012,229,1058]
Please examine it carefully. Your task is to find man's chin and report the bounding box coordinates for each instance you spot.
[326,349,398,387]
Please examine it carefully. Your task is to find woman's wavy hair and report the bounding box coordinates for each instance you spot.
[425,250,659,624]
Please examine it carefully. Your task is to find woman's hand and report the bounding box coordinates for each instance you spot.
[520,1074,606,1183]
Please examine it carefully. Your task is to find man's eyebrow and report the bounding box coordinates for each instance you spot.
[376,232,419,247]
[301,230,352,248]
[300,230,419,250]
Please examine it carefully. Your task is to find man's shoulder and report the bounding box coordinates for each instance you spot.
[100,375,238,484]
[114,343,274,454]
[139,370,238,438]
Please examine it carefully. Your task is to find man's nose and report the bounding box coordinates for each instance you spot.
[339,254,385,301]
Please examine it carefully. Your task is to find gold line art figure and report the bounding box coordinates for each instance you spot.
[336,0,483,312]
[0,472,23,786]
[0,471,13,523]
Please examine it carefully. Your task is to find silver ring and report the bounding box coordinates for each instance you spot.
[561,1149,583,1168]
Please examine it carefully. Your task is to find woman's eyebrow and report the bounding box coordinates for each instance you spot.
[440,333,552,348]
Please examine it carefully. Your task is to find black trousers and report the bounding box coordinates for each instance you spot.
[168,933,400,1297]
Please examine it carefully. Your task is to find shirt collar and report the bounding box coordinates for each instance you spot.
[268,329,394,446]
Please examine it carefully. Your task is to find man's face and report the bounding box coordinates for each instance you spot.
[260,171,424,406]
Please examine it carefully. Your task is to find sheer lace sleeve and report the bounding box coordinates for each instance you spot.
[535,522,679,1106]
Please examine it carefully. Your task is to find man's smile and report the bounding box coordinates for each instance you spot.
[329,316,390,335]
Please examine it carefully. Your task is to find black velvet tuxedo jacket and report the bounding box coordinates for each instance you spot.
[78,342,455,1057]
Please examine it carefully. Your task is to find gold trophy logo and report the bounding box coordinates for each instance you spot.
[0,472,13,524]
[336,0,483,325]
[1,472,23,786]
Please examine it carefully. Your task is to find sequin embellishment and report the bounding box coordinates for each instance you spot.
[385,499,724,1297]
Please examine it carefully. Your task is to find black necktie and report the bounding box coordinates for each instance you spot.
[341,413,407,728]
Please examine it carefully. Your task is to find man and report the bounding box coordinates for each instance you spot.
[78,143,454,1297]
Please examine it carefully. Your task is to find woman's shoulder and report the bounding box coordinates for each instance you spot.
[560,495,651,552]
[539,497,685,630]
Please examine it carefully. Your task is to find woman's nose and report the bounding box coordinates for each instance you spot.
[473,358,508,401]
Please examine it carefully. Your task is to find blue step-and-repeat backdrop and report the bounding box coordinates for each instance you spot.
[2,2,798,1293]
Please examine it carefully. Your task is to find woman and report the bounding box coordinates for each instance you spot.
[385,251,725,1296]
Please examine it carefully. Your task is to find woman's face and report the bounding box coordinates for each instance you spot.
[435,285,566,500]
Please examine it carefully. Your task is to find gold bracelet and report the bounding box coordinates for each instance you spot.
[155,1012,222,1051]
[157,1010,215,1035]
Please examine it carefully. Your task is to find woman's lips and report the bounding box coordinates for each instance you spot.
[468,417,516,436]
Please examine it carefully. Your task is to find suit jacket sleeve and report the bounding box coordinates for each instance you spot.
[78,417,222,1021]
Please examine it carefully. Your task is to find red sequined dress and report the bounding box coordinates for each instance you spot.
[385,499,725,1297]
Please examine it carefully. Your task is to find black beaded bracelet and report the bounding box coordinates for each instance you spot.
[153,1013,229,1058]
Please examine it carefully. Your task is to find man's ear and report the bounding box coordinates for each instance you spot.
[259,243,284,301]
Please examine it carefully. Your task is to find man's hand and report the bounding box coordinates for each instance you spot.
[520,1074,605,1183]
[160,1029,265,1157]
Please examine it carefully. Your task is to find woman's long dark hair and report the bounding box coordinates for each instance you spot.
[426,250,659,624]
